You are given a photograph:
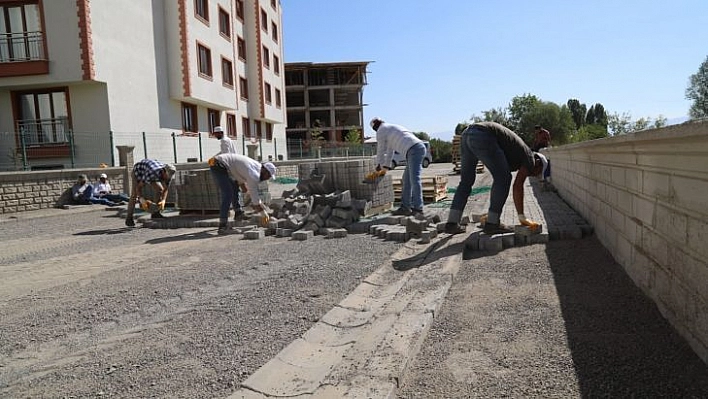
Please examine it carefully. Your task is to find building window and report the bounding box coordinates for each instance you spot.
[265,122,273,141]
[242,117,250,138]
[218,8,230,38]
[261,9,268,32]
[15,89,70,145]
[182,103,198,133]
[221,57,233,87]
[0,3,45,63]
[264,82,272,104]
[195,0,208,22]
[262,45,270,69]
[275,88,281,108]
[197,43,212,78]
[272,22,278,42]
[208,109,220,133]
[235,0,244,21]
[271,0,277,10]
[226,114,237,138]
[237,37,246,61]
[239,77,248,100]
[254,120,262,139]
[273,55,280,75]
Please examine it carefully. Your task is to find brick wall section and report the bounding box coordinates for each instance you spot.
[0,168,127,214]
[545,120,708,364]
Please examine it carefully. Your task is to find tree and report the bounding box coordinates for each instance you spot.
[686,55,708,119]
[413,131,430,141]
[454,122,469,135]
[518,101,575,145]
[343,127,361,144]
[508,94,540,132]
[429,138,452,163]
[585,103,607,128]
[607,112,633,135]
[567,99,587,129]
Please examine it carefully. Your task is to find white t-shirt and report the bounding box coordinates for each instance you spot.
[215,153,263,205]
[219,136,237,154]
[375,122,422,168]
[93,181,111,196]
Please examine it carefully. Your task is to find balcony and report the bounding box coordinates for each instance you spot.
[0,31,48,77]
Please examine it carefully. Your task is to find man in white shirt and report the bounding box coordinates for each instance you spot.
[371,117,426,216]
[93,173,129,204]
[213,126,237,154]
[208,153,276,234]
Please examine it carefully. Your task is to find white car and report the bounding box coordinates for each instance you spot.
[391,141,433,168]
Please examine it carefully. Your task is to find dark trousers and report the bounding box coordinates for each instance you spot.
[209,165,241,224]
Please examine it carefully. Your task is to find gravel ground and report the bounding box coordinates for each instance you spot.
[398,238,708,398]
[0,209,404,398]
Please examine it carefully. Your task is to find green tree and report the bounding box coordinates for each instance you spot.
[518,101,575,145]
[567,98,587,129]
[653,115,667,128]
[343,127,361,144]
[413,131,430,141]
[585,103,607,127]
[429,138,452,163]
[454,122,469,135]
[686,55,708,119]
[607,112,633,135]
[508,94,540,132]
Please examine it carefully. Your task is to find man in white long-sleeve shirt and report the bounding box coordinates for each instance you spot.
[209,153,276,234]
[371,117,426,216]
[211,126,241,223]
[213,126,237,154]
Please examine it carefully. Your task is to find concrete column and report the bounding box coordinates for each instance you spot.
[116,145,135,195]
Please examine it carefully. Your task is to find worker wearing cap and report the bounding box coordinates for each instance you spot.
[370,117,426,217]
[125,159,176,227]
[444,122,548,235]
[208,153,276,234]
[213,126,237,155]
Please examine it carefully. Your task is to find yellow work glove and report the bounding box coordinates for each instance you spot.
[207,157,216,167]
[139,198,151,211]
[158,200,166,211]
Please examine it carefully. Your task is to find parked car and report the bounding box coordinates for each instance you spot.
[391,141,433,168]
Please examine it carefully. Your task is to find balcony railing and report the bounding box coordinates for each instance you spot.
[17,118,69,146]
[0,31,46,63]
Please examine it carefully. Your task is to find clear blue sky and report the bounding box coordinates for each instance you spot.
[282,0,707,140]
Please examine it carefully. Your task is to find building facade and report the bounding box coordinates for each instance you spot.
[284,61,369,157]
[0,0,287,170]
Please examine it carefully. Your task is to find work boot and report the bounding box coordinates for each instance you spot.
[125,217,135,227]
[444,222,466,235]
[391,207,412,216]
[217,222,230,235]
[151,212,165,219]
[482,222,513,235]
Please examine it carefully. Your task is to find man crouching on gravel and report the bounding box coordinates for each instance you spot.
[125,159,176,227]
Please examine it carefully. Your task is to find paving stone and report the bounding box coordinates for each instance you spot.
[244,230,264,240]
[276,228,293,237]
[292,230,314,241]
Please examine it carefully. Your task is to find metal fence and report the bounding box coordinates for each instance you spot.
[0,130,378,171]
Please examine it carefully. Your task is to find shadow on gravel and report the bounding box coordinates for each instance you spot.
[144,230,216,244]
[392,235,464,271]
[545,238,708,397]
[73,227,134,235]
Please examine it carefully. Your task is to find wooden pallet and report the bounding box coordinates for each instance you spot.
[393,176,448,203]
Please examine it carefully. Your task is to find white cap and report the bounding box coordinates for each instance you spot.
[370,117,383,129]
[164,164,177,180]
[262,162,276,179]
[99,173,107,179]
[213,126,224,133]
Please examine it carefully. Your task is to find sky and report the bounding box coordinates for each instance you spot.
[281,0,708,140]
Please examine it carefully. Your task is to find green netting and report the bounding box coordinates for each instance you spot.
[446,186,491,195]
[273,177,299,184]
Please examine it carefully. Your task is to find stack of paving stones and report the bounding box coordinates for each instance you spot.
[174,168,271,213]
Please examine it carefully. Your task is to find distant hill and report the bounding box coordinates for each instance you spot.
[666,116,689,125]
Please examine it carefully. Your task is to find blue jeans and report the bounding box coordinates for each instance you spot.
[448,126,511,224]
[400,142,426,210]
[210,165,241,224]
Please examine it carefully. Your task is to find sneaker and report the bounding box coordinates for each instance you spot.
[125,218,135,227]
[391,207,412,216]
[444,223,466,235]
[483,222,513,235]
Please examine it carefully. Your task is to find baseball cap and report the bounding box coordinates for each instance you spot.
[164,164,177,180]
[99,173,107,179]
[370,117,383,129]
[213,126,224,133]
[262,162,276,179]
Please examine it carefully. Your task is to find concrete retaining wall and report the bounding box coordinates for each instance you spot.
[545,120,708,363]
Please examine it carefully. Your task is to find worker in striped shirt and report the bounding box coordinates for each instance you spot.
[371,117,426,217]
[125,159,176,227]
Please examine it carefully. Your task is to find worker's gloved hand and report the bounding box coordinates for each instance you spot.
[158,200,166,211]
[378,168,387,176]
[207,157,216,167]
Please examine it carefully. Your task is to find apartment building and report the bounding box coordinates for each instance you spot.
[0,0,286,170]
[284,62,369,151]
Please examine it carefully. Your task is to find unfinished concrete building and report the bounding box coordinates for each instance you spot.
[284,62,370,156]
